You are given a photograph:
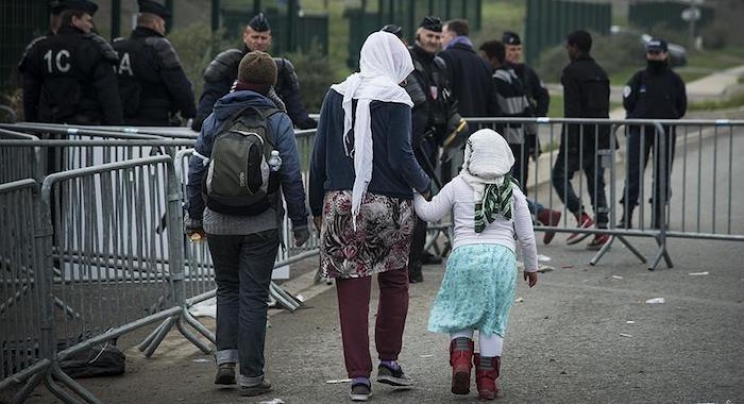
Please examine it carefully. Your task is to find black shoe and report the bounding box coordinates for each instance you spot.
[214,363,236,385]
[408,262,423,283]
[421,251,442,265]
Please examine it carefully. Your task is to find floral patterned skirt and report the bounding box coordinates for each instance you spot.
[319,190,415,279]
[428,244,517,338]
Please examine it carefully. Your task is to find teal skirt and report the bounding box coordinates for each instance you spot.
[428,244,517,338]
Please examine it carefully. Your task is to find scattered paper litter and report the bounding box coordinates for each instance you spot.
[619,333,633,338]
[296,294,305,302]
[258,399,285,404]
[645,297,665,304]
[326,378,352,384]
[561,265,574,269]
[626,321,635,324]
[537,254,552,262]
[537,264,554,273]
[420,354,434,358]
[192,358,210,363]
[612,275,624,280]
[689,271,709,276]
[515,297,525,303]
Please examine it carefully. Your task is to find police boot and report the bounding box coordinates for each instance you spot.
[474,354,500,401]
[449,337,474,395]
[617,205,634,229]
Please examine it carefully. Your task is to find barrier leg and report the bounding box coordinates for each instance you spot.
[590,235,647,266]
[183,308,216,344]
[141,316,177,357]
[175,316,212,354]
[138,318,170,352]
[49,362,103,404]
[9,371,44,404]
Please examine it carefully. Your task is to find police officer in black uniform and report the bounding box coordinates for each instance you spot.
[113,0,196,126]
[400,16,461,282]
[620,38,687,229]
[19,0,123,125]
[502,31,550,163]
[192,13,317,131]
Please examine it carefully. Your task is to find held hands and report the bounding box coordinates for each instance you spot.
[523,270,538,288]
[313,216,322,233]
[292,224,311,247]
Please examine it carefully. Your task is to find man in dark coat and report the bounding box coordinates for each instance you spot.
[438,18,498,184]
[113,0,196,126]
[192,13,317,131]
[551,30,613,250]
[19,0,123,125]
[619,38,687,229]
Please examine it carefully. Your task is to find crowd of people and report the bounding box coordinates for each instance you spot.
[19,2,687,402]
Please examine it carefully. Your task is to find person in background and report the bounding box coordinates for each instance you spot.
[193,13,317,131]
[619,38,687,229]
[414,129,538,401]
[551,30,613,250]
[479,39,561,245]
[19,0,122,125]
[113,0,196,126]
[438,18,498,184]
[308,32,431,402]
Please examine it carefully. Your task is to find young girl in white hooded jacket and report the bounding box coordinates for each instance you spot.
[413,129,539,401]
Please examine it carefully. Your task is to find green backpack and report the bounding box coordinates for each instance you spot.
[203,105,281,216]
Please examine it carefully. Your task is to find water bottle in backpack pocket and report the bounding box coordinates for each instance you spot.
[203,106,281,216]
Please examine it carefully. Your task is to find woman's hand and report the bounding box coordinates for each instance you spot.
[523,270,538,288]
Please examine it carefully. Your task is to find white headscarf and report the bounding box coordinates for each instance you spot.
[459,129,515,202]
[330,31,414,227]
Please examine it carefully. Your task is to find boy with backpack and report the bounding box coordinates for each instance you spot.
[185,51,310,398]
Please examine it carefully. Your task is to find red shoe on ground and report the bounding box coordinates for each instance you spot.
[566,213,593,245]
[537,209,562,245]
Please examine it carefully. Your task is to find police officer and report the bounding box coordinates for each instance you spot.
[19,0,123,125]
[398,16,461,282]
[502,31,550,163]
[620,38,687,229]
[113,0,196,126]
[192,13,317,131]
[48,1,65,35]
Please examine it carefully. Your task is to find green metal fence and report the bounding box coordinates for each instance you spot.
[524,0,611,66]
[345,0,482,69]
[0,2,47,95]
[628,1,713,34]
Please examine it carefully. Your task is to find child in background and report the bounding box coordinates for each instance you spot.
[413,129,538,400]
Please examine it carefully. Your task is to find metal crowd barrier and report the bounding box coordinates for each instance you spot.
[463,117,744,270]
[0,124,323,403]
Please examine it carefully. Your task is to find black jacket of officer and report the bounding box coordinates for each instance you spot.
[192,14,315,131]
[113,1,196,126]
[19,5,123,125]
[624,60,687,120]
[438,21,498,118]
[403,21,460,177]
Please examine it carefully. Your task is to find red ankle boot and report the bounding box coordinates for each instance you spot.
[449,338,474,395]
[474,354,500,400]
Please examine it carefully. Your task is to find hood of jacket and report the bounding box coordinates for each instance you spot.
[212,90,278,122]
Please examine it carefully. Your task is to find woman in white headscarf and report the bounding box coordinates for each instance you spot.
[308,31,431,401]
[413,129,538,401]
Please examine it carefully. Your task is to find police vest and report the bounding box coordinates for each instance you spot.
[114,34,170,117]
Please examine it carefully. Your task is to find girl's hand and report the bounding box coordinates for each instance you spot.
[523,271,538,288]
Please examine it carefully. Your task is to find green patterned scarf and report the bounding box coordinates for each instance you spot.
[474,174,518,233]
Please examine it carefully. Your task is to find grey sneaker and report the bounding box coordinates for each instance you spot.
[239,379,272,397]
[214,363,236,385]
[350,382,372,401]
[376,363,413,387]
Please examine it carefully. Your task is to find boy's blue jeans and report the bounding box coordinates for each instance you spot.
[207,230,280,387]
